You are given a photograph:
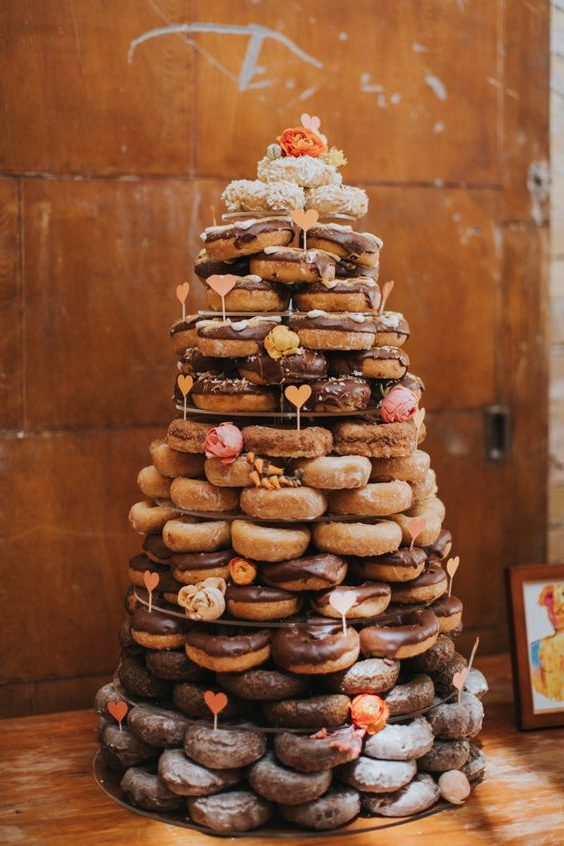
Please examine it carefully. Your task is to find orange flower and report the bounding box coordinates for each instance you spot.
[350,694,389,735]
[228,556,257,585]
[277,126,327,158]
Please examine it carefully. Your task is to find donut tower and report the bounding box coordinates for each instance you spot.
[94,118,488,835]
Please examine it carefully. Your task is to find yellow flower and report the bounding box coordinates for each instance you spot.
[320,147,348,168]
[264,325,300,360]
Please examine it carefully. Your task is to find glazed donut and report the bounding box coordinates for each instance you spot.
[410,469,438,504]
[217,668,309,702]
[360,609,440,659]
[313,520,402,558]
[250,247,336,285]
[240,486,327,520]
[257,153,341,188]
[242,424,333,458]
[293,455,371,490]
[349,547,428,582]
[201,217,293,261]
[262,694,351,728]
[369,450,431,483]
[373,311,410,347]
[158,748,240,796]
[170,315,201,356]
[430,594,463,633]
[328,480,413,517]
[121,766,183,811]
[464,668,489,700]
[342,756,416,794]
[392,497,445,546]
[173,682,248,720]
[274,726,362,773]
[101,725,157,770]
[187,789,272,833]
[271,621,360,674]
[249,751,332,804]
[260,553,347,591]
[305,184,368,217]
[361,773,440,817]
[194,247,250,280]
[424,528,453,562]
[238,349,328,385]
[418,739,470,773]
[364,716,434,761]
[190,376,276,412]
[150,439,205,478]
[145,649,202,682]
[129,500,177,534]
[407,633,455,674]
[142,533,175,565]
[384,674,436,716]
[461,743,486,782]
[333,420,425,458]
[170,477,239,513]
[289,311,376,351]
[319,657,400,696]
[137,466,171,499]
[171,548,233,584]
[196,316,281,358]
[231,519,310,561]
[117,655,172,701]
[163,517,231,553]
[185,627,272,672]
[305,376,371,412]
[166,418,211,453]
[391,564,448,604]
[204,455,255,487]
[130,605,189,651]
[127,704,188,749]
[185,723,266,769]
[329,347,409,380]
[225,584,301,621]
[127,553,168,589]
[295,278,381,313]
[311,582,391,619]
[278,786,361,831]
[426,693,484,740]
[221,178,305,212]
[307,224,382,268]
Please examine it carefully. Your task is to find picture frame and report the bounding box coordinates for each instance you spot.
[506,564,564,730]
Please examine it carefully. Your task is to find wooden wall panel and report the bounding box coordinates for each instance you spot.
[0,178,23,428]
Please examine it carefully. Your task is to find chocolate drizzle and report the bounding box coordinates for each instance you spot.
[186,627,272,656]
[203,218,293,248]
[261,554,346,587]
[302,279,380,309]
[197,318,279,342]
[239,350,328,385]
[308,224,382,260]
[172,549,233,571]
[359,608,439,658]
[289,313,376,334]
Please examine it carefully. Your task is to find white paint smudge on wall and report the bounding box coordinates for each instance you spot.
[424,74,448,101]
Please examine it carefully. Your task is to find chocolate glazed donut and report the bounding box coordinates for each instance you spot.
[271,621,360,674]
[360,608,440,659]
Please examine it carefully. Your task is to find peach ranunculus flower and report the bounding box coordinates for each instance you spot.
[277,126,328,158]
[350,694,389,735]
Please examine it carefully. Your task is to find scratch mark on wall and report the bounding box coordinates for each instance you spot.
[424,74,448,101]
[299,84,320,102]
[527,160,550,225]
[412,42,427,53]
[359,73,383,94]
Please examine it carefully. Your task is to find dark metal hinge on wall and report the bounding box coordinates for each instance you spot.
[484,405,512,461]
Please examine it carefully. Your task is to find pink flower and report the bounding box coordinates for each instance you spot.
[380,386,418,423]
[204,422,243,465]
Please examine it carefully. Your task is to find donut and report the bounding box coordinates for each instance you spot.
[385,674,436,717]
[185,723,266,769]
[341,756,417,793]
[231,519,310,561]
[95,682,130,718]
[196,316,281,358]
[305,375,371,412]
[369,450,431,483]
[121,766,184,811]
[142,533,175,565]
[278,786,360,830]
[129,500,177,534]
[257,153,341,188]
[201,216,294,261]
[130,604,189,650]
[101,724,157,770]
[163,518,231,553]
[194,248,250,280]
[333,420,425,458]
[260,553,348,591]
[361,773,440,817]
[364,716,434,761]
[424,528,453,561]
[171,548,233,584]
[217,668,309,702]
[242,424,333,458]
[145,649,202,682]
[295,278,381,313]
[271,621,360,674]
[204,455,256,487]
[319,657,400,696]
[461,743,486,782]
[158,748,240,796]
[410,469,438,504]
[274,725,362,773]
[418,739,470,773]
[407,633,455,674]
[170,477,239,513]
[170,315,201,356]
[118,655,172,701]
[360,609,440,659]
[238,349,328,385]
[392,497,445,546]
[336,259,378,280]
[190,376,276,412]
[373,311,410,346]
[137,466,172,499]
[307,224,382,267]
[249,246,336,285]
[264,693,352,729]
[464,668,489,700]
[225,584,301,621]
[249,751,332,804]
[426,693,484,740]
[221,178,305,212]
[187,789,272,832]
[150,438,205,478]
[311,582,391,619]
[289,311,376,351]
[313,520,402,558]
[293,455,371,490]
[240,486,327,520]
[127,704,189,749]
[185,627,272,672]
[349,547,428,582]
[173,682,248,720]
[430,594,463,633]
[127,553,168,588]
[177,346,235,379]
[432,652,468,694]
[328,480,413,517]
[333,346,410,380]
[166,418,211,453]
[391,564,448,604]
[305,184,368,217]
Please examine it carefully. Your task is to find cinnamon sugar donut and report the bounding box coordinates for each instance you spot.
[129,501,177,534]
[333,420,425,458]
[204,455,256,487]
[240,486,327,520]
[373,311,410,347]
[185,627,272,672]
[225,584,301,621]
[311,582,391,619]
[242,425,333,458]
[196,316,281,358]
[136,466,171,499]
[307,224,382,267]
[171,549,233,584]
[170,477,240,513]
[391,564,448,604]
[271,621,360,674]
[295,278,381,313]
[289,311,376,351]
[349,547,428,582]
[166,418,211,453]
[313,520,402,558]
[360,609,440,659]
[250,247,336,285]
[260,553,348,591]
[293,455,371,489]
[262,694,351,728]
[201,217,293,261]
[231,519,310,561]
[191,376,276,412]
[274,726,363,773]
[150,439,205,478]
[163,518,231,552]
[369,451,431,483]
[329,480,413,517]
[205,274,290,313]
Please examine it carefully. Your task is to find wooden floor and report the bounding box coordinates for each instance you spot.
[0,655,562,846]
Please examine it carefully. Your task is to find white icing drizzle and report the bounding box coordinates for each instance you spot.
[378,310,405,330]
[200,216,289,241]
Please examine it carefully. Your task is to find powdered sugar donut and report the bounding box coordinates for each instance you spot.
[418,739,470,772]
[278,786,360,830]
[361,773,440,817]
[187,790,272,833]
[341,755,416,793]
[222,179,305,212]
[426,693,484,740]
[305,184,369,218]
[258,154,342,188]
[363,716,434,761]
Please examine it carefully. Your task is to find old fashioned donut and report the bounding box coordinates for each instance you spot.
[187,789,272,832]
[293,455,371,489]
[185,723,266,769]
[101,724,157,770]
[341,755,416,793]
[305,376,371,412]
[289,311,376,351]
[271,621,360,674]
[242,424,333,458]
[185,627,271,672]
[370,450,431,483]
[408,634,455,674]
[158,748,240,796]
[257,153,341,188]
[194,247,250,280]
[384,674,436,716]
[130,605,189,651]
[129,500,177,534]
[239,349,328,385]
[170,477,239,513]
[240,486,327,520]
[361,772,440,817]
[313,520,402,558]
[204,455,256,487]
[329,480,413,517]
[172,682,247,720]
[150,438,205,478]
[145,649,202,682]
[349,547,427,582]
[295,278,381,313]
[170,315,201,356]
[250,247,336,285]
[225,584,301,621]
[274,726,362,773]
[163,518,231,553]
[117,655,172,701]
[221,179,305,212]
[360,609,440,659]
[217,668,308,701]
[190,376,276,412]
[127,704,188,749]
[166,418,211,453]
[137,466,172,499]
[231,519,310,561]
[196,316,280,358]
[424,528,453,562]
[418,739,470,773]
[392,497,445,547]
[249,752,332,804]
[121,766,184,811]
[333,420,425,458]
[311,582,391,619]
[262,694,350,728]
[430,594,463,633]
[391,564,448,604]
[305,184,368,217]
[307,224,382,267]
[374,311,410,346]
[171,548,233,584]
[320,657,400,696]
[364,716,434,761]
[426,693,484,740]
[461,743,486,782]
[260,553,347,591]
[279,786,360,830]
[201,217,294,261]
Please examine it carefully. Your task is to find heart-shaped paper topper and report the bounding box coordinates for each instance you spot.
[452,668,469,694]
[177,374,194,398]
[291,208,319,232]
[446,556,460,579]
[176,282,190,305]
[405,516,426,550]
[108,700,128,731]
[301,113,321,132]
[380,280,395,313]
[329,590,358,635]
[144,570,160,593]
[206,274,239,298]
[412,407,426,431]
[204,690,228,730]
[285,384,312,409]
